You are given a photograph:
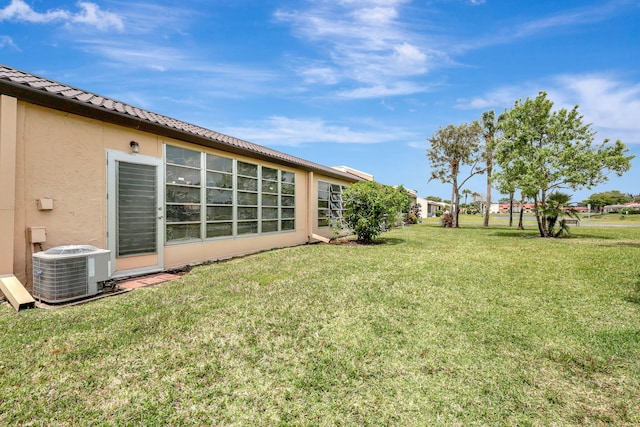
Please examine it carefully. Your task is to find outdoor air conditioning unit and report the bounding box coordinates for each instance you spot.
[32,245,111,303]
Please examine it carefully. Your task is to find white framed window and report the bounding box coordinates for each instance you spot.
[165,145,296,243]
[318,181,346,227]
[165,146,202,242]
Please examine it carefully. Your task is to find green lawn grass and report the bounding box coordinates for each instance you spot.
[424,212,640,226]
[1,224,639,425]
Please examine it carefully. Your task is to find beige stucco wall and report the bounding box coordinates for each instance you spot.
[10,99,330,288]
[13,102,161,286]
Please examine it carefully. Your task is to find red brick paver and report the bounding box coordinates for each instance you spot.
[118,273,181,290]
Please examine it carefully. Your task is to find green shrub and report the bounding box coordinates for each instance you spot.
[342,181,407,243]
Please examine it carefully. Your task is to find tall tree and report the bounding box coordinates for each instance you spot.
[427,121,484,228]
[495,92,634,237]
[584,190,632,212]
[481,110,499,227]
[462,188,473,208]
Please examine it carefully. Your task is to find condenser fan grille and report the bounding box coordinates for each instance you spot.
[33,256,89,302]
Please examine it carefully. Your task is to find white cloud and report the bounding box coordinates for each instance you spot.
[298,65,340,85]
[551,74,640,144]
[337,81,429,99]
[0,35,18,49]
[0,0,124,31]
[455,74,640,144]
[392,43,428,74]
[353,6,398,25]
[220,116,417,147]
[456,1,627,52]
[455,87,525,110]
[274,0,442,98]
[0,0,69,22]
[69,2,124,31]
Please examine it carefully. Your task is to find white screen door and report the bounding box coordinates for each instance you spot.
[107,150,164,277]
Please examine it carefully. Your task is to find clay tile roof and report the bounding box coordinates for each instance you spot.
[76,93,93,102]
[0,64,361,181]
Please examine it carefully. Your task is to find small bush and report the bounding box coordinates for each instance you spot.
[441,212,453,228]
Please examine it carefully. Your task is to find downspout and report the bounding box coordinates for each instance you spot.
[0,95,35,310]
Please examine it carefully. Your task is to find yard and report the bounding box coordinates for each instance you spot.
[1,224,639,425]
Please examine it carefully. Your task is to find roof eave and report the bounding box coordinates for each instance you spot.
[0,78,361,183]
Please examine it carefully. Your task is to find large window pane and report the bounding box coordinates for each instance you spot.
[262,207,278,219]
[238,207,258,220]
[238,176,258,191]
[281,183,295,195]
[282,208,295,219]
[166,165,201,186]
[281,220,295,230]
[238,161,258,177]
[166,223,200,241]
[167,205,201,222]
[207,206,233,221]
[281,195,295,207]
[166,146,200,167]
[261,180,278,193]
[207,222,232,238]
[238,192,258,206]
[207,189,232,204]
[262,167,278,180]
[167,185,200,203]
[318,181,330,192]
[238,221,258,235]
[262,194,278,206]
[262,221,278,233]
[206,154,232,173]
[282,171,295,184]
[206,171,232,189]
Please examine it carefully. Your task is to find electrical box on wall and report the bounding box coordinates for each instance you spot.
[28,226,46,243]
[37,198,54,211]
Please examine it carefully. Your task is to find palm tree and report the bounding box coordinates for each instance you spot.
[539,192,578,237]
[462,188,473,209]
[481,110,499,227]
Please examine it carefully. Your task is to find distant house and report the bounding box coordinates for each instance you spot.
[416,197,449,217]
[0,65,369,294]
[603,203,640,213]
[496,203,535,214]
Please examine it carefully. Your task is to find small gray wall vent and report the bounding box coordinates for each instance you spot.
[33,245,111,303]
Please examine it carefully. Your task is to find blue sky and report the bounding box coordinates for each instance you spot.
[1,0,639,203]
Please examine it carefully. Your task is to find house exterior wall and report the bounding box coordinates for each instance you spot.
[13,102,160,286]
[416,197,449,217]
[7,98,353,290]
